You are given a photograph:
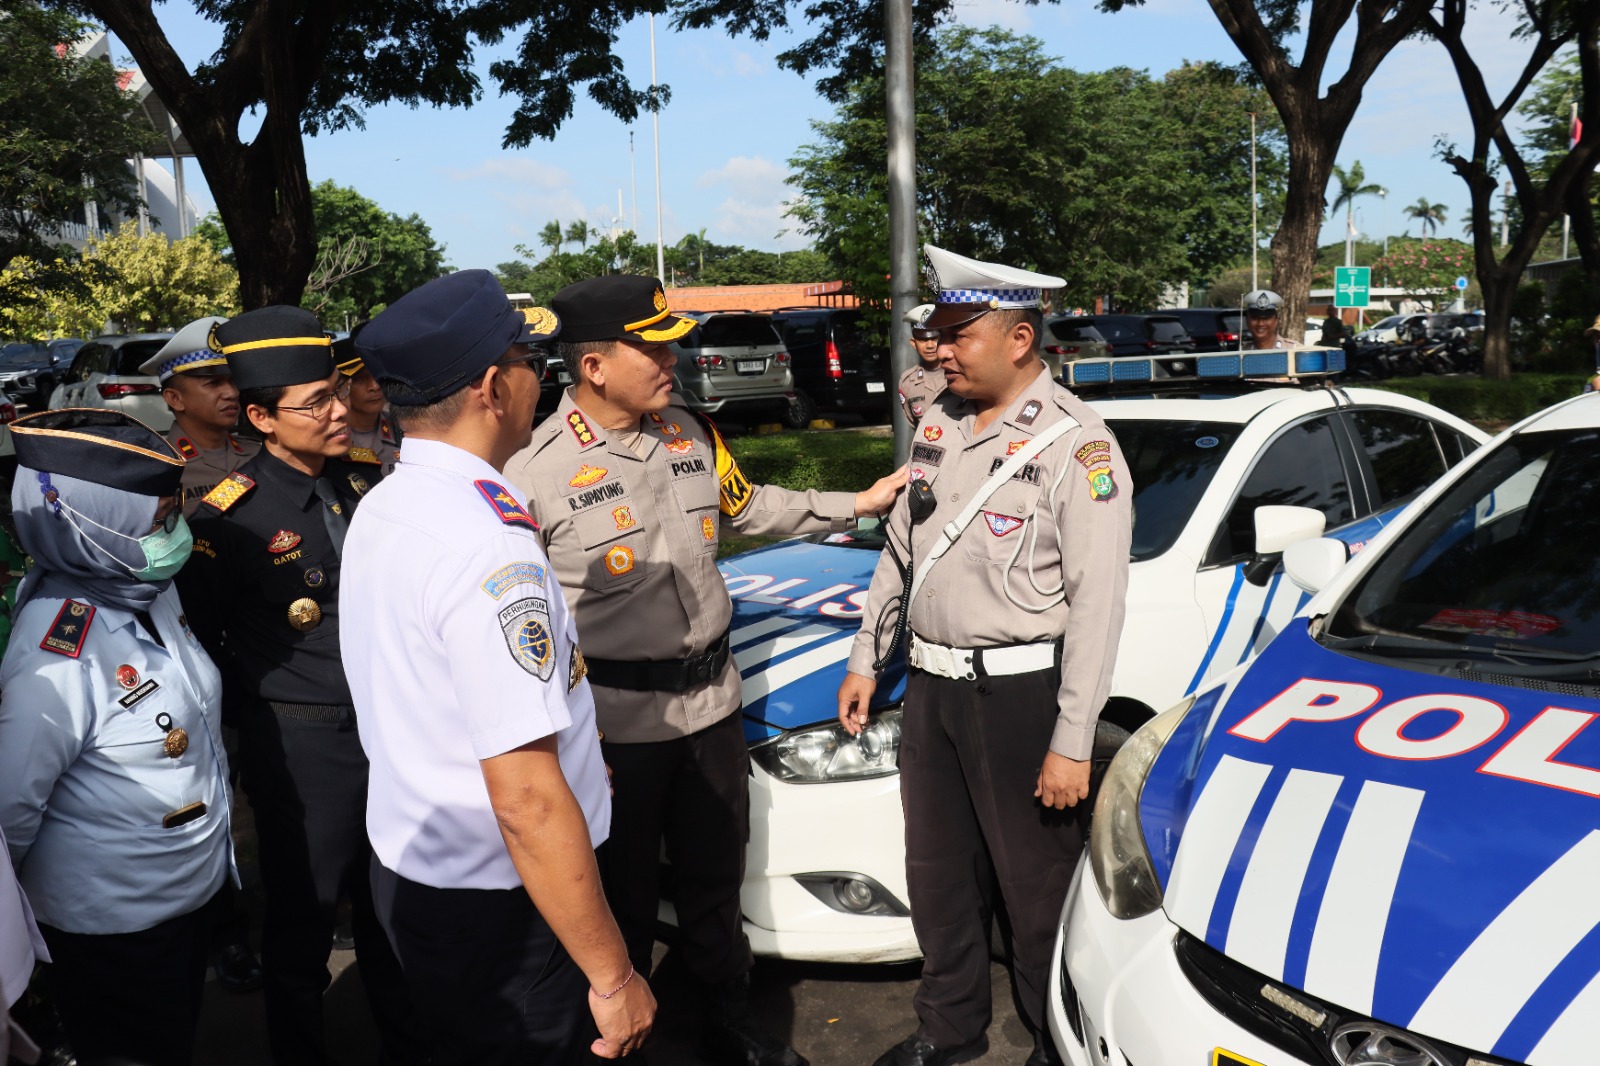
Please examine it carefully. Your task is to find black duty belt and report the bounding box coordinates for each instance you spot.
[584,629,732,693]
[267,701,355,723]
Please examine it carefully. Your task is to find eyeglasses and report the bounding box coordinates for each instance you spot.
[276,378,353,421]
[148,504,180,535]
[494,349,549,380]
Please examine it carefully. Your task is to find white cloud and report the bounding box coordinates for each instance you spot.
[950,0,1034,32]
[438,157,590,244]
[696,155,788,197]
[688,155,806,249]
[733,51,765,77]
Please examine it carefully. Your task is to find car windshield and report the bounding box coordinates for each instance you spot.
[1147,319,1189,342]
[681,317,782,349]
[115,341,166,375]
[1370,316,1403,330]
[1049,322,1106,343]
[0,344,48,366]
[1324,426,1600,674]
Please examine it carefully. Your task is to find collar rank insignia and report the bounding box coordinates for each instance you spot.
[569,464,608,488]
[229,434,247,455]
[657,422,682,437]
[380,415,398,444]
[41,599,95,658]
[1017,400,1043,427]
[200,473,255,513]
[267,529,301,553]
[983,511,1025,538]
[567,410,599,448]
[174,436,199,461]
[922,425,943,442]
[474,480,540,531]
[347,447,381,465]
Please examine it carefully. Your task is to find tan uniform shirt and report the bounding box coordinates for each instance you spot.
[347,414,400,476]
[847,366,1133,760]
[503,390,860,743]
[164,427,260,518]
[897,363,946,427]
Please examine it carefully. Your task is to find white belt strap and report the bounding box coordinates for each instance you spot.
[908,634,1057,680]
[908,413,1080,610]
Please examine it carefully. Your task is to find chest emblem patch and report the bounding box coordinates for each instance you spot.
[604,545,636,577]
[1007,440,1031,456]
[287,597,323,632]
[116,664,140,689]
[983,511,1025,537]
[267,530,301,553]
[910,402,924,419]
[612,505,637,531]
[569,645,588,691]
[569,464,608,488]
[922,425,943,442]
[701,515,717,543]
[304,567,326,589]
[664,438,694,454]
[347,473,371,496]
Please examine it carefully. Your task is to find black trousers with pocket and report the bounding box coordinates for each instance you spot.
[900,665,1087,1049]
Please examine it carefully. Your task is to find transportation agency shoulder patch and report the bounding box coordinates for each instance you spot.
[481,561,547,599]
[983,511,1024,537]
[474,480,539,530]
[201,473,255,513]
[41,600,95,658]
[498,596,555,680]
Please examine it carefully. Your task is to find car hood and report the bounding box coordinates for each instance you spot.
[1141,621,1600,1062]
[720,537,907,743]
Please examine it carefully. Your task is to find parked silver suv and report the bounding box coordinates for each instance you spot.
[47,334,175,431]
[671,311,805,428]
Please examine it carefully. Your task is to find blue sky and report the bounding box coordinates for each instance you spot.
[120,0,1539,277]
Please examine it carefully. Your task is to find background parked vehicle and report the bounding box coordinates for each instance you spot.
[47,334,175,430]
[770,307,893,423]
[671,311,804,428]
[1042,317,1115,363]
[1164,309,1245,353]
[1054,314,1195,356]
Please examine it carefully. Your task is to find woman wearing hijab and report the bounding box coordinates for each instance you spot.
[0,409,234,1066]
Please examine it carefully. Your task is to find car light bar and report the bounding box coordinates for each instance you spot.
[1062,347,1346,389]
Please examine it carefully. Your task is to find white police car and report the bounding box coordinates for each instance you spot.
[1050,391,1600,1065]
[708,349,1487,964]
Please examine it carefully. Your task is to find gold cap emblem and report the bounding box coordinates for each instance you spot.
[287,597,323,632]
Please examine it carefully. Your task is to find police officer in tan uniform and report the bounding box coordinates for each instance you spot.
[503,275,904,1066]
[334,326,402,475]
[139,318,262,518]
[896,303,944,427]
[838,246,1132,1066]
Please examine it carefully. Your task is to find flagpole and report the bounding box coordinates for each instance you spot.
[650,12,665,282]
[1564,101,1578,259]
[1249,111,1258,291]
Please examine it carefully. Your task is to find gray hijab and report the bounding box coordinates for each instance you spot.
[12,466,166,614]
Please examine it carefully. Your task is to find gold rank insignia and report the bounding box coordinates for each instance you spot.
[664,438,694,455]
[174,437,199,461]
[567,411,598,448]
[922,425,943,442]
[604,545,635,576]
[1007,440,1030,456]
[701,515,717,543]
[347,447,381,465]
[201,473,255,513]
[287,597,323,632]
[569,464,608,488]
[163,727,189,758]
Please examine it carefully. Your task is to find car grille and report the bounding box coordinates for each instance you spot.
[1057,940,1085,1046]
[1173,932,1523,1066]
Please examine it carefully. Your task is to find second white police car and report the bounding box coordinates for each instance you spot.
[701,350,1486,963]
[1051,391,1600,1066]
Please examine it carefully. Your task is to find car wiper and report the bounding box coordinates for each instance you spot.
[1323,633,1475,657]
[1327,633,1600,678]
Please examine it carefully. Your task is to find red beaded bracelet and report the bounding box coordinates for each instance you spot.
[594,964,635,1000]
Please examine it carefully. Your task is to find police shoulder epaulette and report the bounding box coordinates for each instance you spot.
[172,436,199,461]
[473,480,540,531]
[379,415,401,446]
[40,599,95,658]
[200,472,256,513]
[346,447,382,465]
[228,434,249,455]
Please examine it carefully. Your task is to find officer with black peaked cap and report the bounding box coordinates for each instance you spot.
[174,306,420,1066]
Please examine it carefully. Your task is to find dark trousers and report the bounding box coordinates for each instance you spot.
[39,902,210,1066]
[239,708,419,1066]
[900,667,1086,1049]
[598,709,753,985]
[371,860,590,1066]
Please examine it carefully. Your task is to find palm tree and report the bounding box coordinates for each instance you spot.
[1404,198,1449,237]
[1328,161,1385,266]
[539,219,563,256]
[565,219,590,250]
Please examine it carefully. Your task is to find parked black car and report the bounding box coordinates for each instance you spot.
[0,340,78,408]
[769,307,893,422]
[1048,314,1195,357]
[1163,308,1245,353]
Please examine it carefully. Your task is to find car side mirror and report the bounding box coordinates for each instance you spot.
[1283,537,1350,595]
[1244,505,1326,586]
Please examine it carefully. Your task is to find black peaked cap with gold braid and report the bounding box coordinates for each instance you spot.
[214,305,333,391]
[552,275,696,344]
[12,409,184,496]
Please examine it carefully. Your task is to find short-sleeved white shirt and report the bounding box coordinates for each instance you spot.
[340,438,610,890]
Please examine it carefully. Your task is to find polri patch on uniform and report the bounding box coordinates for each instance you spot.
[201,473,255,513]
[567,411,599,448]
[922,425,943,442]
[118,678,160,709]
[348,473,371,496]
[983,511,1024,537]
[1085,464,1118,502]
[664,438,694,454]
[910,402,924,419]
[612,506,637,531]
[347,447,381,465]
[1017,400,1042,426]
[174,436,199,461]
[910,443,943,467]
[474,480,539,531]
[268,529,301,553]
[41,600,95,658]
[989,458,1043,485]
[498,597,555,680]
[1074,440,1112,468]
[481,561,547,599]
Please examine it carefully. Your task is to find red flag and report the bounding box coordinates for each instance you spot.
[1572,107,1583,149]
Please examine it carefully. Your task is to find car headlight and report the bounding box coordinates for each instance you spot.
[1089,696,1193,920]
[750,709,902,783]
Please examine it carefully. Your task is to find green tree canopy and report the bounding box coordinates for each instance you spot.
[787,29,1285,315]
[304,180,448,327]
[0,5,157,266]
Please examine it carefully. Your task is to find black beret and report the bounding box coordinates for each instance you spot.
[214,306,333,391]
[356,270,561,406]
[12,409,183,496]
[552,275,695,344]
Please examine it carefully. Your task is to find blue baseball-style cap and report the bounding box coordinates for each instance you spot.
[356,270,561,406]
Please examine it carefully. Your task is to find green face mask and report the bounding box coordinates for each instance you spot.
[131,516,194,581]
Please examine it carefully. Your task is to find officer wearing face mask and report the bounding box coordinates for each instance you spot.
[0,410,234,1066]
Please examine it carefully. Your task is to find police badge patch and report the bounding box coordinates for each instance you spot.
[499,597,555,680]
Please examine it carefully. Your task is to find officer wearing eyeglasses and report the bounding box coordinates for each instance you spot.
[175,307,418,1066]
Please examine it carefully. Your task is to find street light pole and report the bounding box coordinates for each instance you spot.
[886,0,916,465]
[1249,111,1258,291]
[649,12,665,282]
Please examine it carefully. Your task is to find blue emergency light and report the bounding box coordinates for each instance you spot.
[1062,347,1346,390]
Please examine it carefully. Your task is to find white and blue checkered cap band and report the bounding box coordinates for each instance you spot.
[939,287,1041,308]
[157,349,229,382]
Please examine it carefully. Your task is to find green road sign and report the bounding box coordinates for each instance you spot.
[1335,266,1371,308]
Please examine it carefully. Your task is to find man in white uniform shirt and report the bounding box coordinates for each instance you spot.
[339,269,654,1064]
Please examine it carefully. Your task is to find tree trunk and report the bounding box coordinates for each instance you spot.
[1269,127,1333,342]
[1477,269,1516,380]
